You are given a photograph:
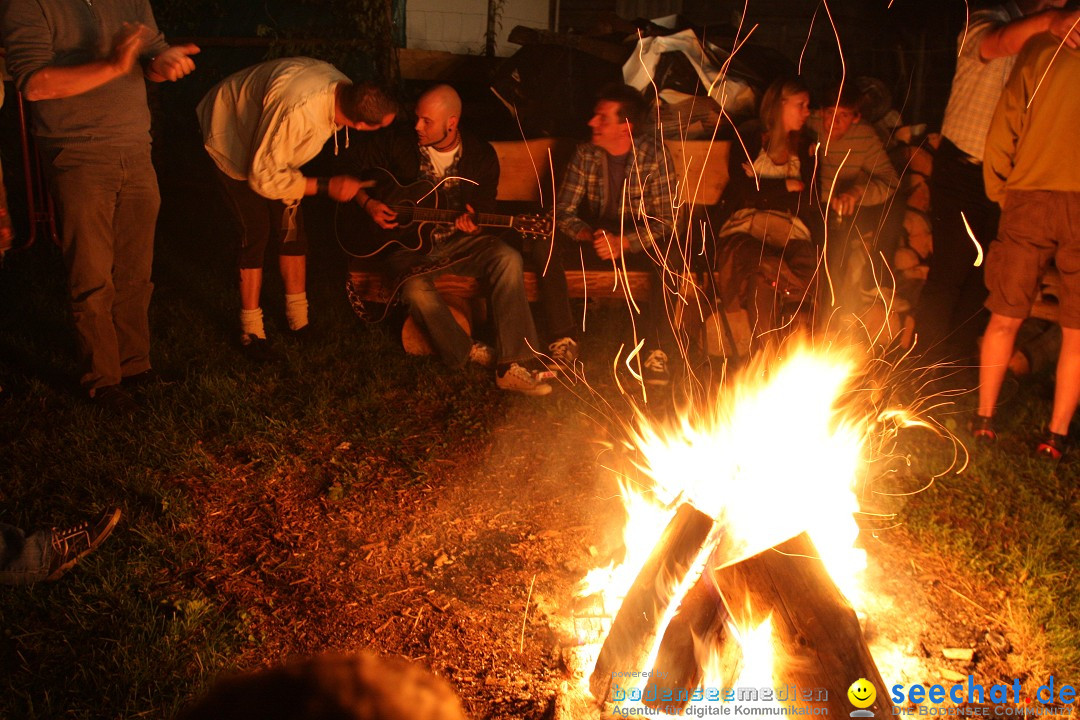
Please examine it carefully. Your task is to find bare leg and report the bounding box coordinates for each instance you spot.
[280,254,306,295]
[240,267,263,311]
[1048,327,1080,435]
[977,313,1024,418]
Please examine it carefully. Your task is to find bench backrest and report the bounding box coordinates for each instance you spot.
[491,138,730,208]
[666,139,729,207]
[490,139,574,207]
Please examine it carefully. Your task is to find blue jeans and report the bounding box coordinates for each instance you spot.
[41,142,160,392]
[390,232,539,367]
[0,522,52,585]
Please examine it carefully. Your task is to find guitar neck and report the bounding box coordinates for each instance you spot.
[393,206,515,229]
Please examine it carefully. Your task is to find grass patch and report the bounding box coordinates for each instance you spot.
[894,382,1080,680]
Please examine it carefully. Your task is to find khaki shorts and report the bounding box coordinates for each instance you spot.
[984,190,1080,329]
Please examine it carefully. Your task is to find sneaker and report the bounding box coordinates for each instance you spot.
[45,508,122,581]
[642,349,671,386]
[969,414,997,444]
[346,281,385,323]
[496,363,552,396]
[240,334,277,363]
[468,342,496,369]
[90,384,140,415]
[548,337,579,366]
[1035,430,1068,460]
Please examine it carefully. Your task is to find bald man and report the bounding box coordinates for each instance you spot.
[353,85,551,396]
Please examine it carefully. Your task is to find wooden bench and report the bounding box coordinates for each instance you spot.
[346,138,731,353]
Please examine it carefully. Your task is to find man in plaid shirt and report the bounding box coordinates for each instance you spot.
[552,84,680,387]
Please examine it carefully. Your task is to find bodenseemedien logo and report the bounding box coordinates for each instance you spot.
[849,679,878,718]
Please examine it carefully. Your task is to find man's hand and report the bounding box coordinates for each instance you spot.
[785,178,805,193]
[147,44,200,82]
[326,175,368,203]
[455,204,479,235]
[364,198,398,230]
[829,190,861,217]
[593,229,630,260]
[110,23,152,76]
[1048,9,1080,49]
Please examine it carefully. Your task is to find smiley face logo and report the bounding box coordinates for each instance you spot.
[848,678,877,709]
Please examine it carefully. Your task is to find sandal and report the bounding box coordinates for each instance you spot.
[970,414,997,443]
[1035,430,1068,461]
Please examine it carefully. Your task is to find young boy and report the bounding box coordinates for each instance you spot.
[807,85,901,315]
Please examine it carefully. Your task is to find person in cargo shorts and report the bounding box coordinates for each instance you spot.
[973,29,1080,460]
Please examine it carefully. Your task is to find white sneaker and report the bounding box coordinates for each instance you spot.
[496,363,552,396]
[548,337,579,366]
[468,342,496,369]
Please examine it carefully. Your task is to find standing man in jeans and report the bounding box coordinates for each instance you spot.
[913,0,1080,374]
[1,0,200,412]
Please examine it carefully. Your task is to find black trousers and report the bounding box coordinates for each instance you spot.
[913,139,1000,364]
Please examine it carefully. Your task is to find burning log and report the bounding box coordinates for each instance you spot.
[642,560,739,714]
[588,503,717,705]
[711,532,893,718]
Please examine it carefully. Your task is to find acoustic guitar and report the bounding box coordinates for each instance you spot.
[334,168,551,258]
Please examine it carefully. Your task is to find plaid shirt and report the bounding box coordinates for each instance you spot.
[940,2,1022,161]
[555,138,675,252]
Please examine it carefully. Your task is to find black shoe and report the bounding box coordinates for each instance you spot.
[1035,430,1068,461]
[45,508,122,581]
[288,322,321,344]
[90,384,140,415]
[121,368,166,391]
[240,334,278,363]
[969,414,997,444]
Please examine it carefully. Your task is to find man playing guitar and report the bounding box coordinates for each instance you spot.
[353,84,552,396]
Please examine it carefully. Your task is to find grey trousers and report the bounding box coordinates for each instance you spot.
[41,142,160,392]
[0,522,52,585]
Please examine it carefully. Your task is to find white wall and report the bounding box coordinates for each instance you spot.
[406,0,549,57]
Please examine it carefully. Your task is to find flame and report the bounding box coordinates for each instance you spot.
[623,341,868,599]
[575,336,914,706]
[732,617,776,687]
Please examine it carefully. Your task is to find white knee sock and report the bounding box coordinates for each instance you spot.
[285,292,309,331]
[240,307,266,341]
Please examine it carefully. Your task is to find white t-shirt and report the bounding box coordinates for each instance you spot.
[422,144,461,180]
[752,147,800,180]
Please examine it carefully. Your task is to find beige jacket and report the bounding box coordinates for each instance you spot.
[198,57,346,203]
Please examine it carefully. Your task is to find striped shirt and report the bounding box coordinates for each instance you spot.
[940,2,1023,161]
[806,112,898,206]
